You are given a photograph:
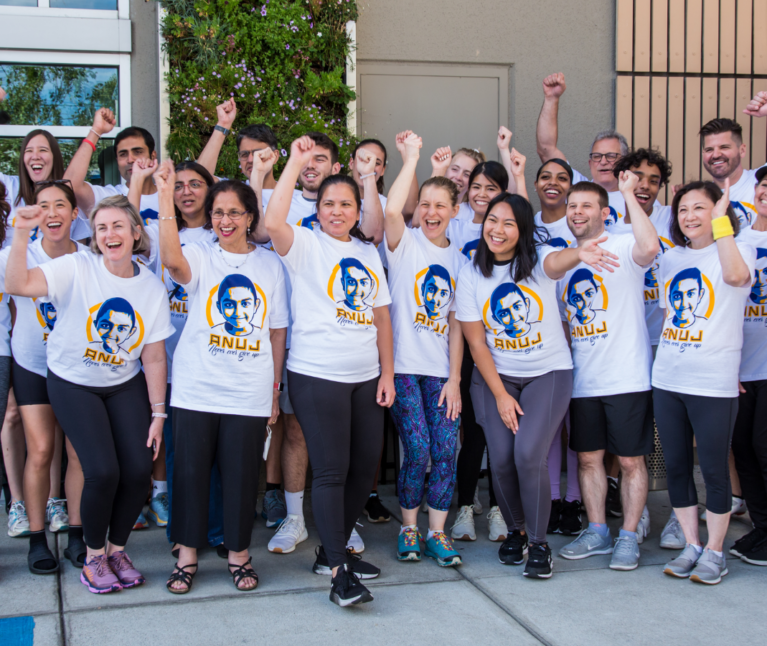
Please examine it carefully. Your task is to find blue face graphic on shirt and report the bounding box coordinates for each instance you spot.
[39,302,57,331]
[669,268,705,329]
[604,206,620,227]
[730,201,752,228]
[215,274,260,337]
[547,237,569,249]
[421,264,453,321]
[566,268,602,325]
[298,214,320,230]
[461,238,480,260]
[339,258,373,312]
[645,238,673,288]
[751,248,767,305]
[491,283,531,338]
[94,297,137,355]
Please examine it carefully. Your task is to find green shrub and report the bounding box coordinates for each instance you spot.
[160,0,358,179]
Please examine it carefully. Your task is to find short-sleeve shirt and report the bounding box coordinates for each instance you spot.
[447,219,483,260]
[534,211,574,249]
[90,184,160,225]
[738,227,767,382]
[728,167,766,230]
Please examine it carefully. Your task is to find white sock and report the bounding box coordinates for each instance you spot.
[427,529,443,540]
[285,490,304,518]
[688,543,703,554]
[400,524,417,535]
[711,549,723,557]
[152,479,168,495]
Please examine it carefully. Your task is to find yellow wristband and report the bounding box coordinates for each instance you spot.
[712,216,734,241]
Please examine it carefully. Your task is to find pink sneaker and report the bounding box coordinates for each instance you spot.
[107,551,146,588]
[80,554,122,594]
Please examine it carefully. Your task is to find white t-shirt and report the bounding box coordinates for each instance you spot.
[458,249,573,378]
[170,242,288,416]
[558,232,652,397]
[642,206,676,344]
[455,202,475,222]
[447,218,483,260]
[652,241,756,397]
[736,227,767,382]
[91,183,160,225]
[385,227,467,378]
[280,225,391,383]
[534,211,574,248]
[39,251,175,387]
[1,239,86,376]
[728,167,766,230]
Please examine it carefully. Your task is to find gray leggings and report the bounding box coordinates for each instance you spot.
[470,366,572,544]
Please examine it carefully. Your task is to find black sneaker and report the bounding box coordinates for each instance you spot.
[498,530,528,565]
[363,495,391,523]
[523,542,553,579]
[312,545,380,579]
[547,499,562,534]
[740,536,767,566]
[730,527,767,558]
[606,478,623,517]
[329,563,374,607]
[559,499,584,536]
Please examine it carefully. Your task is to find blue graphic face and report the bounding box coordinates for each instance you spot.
[462,238,480,260]
[39,302,57,330]
[604,206,619,227]
[94,297,137,354]
[215,274,259,336]
[669,268,705,329]
[421,265,453,321]
[645,238,672,288]
[548,237,569,249]
[566,269,600,325]
[730,201,752,228]
[168,279,188,303]
[751,249,767,304]
[491,283,531,338]
[339,258,373,311]
[299,214,320,230]
[141,208,159,227]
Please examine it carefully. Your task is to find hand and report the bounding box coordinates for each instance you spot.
[133,158,159,186]
[713,177,730,219]
[743,91,767,118]
[92,108,116,136]
[497,126,512,152]
[153,159,175,193]
[577,235,621,273]
[438,378,462,421]
[13,205,46,231]
[0,87,6,102]
[618,170,638,195]
[216,98,237,129]
[509,147,526,178]
[542,72,566,99]
[376,373,396,408]
[671,183,683,196]
[430,146,452,174]
[739,381,747,394]
[356,147,378,176]
[268,389,280,425]
[399,132,422,165]
[395,130,414,159]
[250,147,277,182]
[287,135,315,168]
[147,418,164,461]
[496,392,523,433]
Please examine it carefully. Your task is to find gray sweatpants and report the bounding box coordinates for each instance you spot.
[470,366,572,544]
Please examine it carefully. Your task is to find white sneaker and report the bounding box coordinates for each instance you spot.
[660,513,686,550]
[473,485,483,515]
[635,506,650,545]
[487,506,507,542]
[346,527,365,554]
[46,497,69,533]
[701,496,747,520]
[8,500,31,538]
[268,514,308,554]
[451,505,477,541]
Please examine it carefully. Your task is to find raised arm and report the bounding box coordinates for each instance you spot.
[63,108,115,214]
[249,147,277,244]
[543,236,620,280]
[713,179,752,287]
[497,127,518,195]
[128,158,158,213]
[430,146,452,178]
[384,132,421,251]
[536,73,567,163]
[4,206,50,297]
[508,147,528,201]
[265,136,315,256]
[356,149,384,244]
[619,171,661,266]
[743,91,767,118]
[153,161,192,285]
[394,131,420,219]
[197,99,237,177]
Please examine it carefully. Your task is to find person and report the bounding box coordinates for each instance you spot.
[457,171,617,578]
[153,163,287,594]
[730,166,767,566]
[655,180,754,585]
[556,174,659,572]
[265,135,395,607]
[0,181,86,574]
[536,72,630,227]
[5,194,173,594]
[382,133,466,567]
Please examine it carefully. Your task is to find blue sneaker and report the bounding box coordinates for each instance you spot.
[261,489,287,528]
[424,531,462,567]
[397,527,423,561]
[147,492,169,527]
[133,511,149,530]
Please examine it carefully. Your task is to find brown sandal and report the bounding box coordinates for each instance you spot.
[166,562,198,595]
[228,557,258,591]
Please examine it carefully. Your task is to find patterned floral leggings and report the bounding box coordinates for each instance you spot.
[391,374,460,511]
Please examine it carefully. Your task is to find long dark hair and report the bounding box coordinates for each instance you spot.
[0,180,10,247]
[670,181,739,247]
[316,175,372,243]
[473,192,546,283]
[17,129,64,207]
[174,161,215,231]
[204,180,259,232]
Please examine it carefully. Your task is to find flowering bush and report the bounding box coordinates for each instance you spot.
[160,0,358,178]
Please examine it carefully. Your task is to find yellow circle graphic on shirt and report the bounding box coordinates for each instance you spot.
[482,284,544,338]
[85,300,145,354]
[327,259,380,311]
[561,272,609,324]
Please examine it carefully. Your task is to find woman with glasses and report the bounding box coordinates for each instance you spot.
[154,164,287,594]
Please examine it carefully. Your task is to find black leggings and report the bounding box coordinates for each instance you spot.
[169,408,265,552]
[653,387,738,515]
[456,343,496,507]
[288,370,383,569]
[732,379,767,530]
[47,370,152,549]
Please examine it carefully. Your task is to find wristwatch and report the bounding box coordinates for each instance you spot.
[214,125,230,136]
[274,382,284,392]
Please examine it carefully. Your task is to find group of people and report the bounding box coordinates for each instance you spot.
[0,75,766,608]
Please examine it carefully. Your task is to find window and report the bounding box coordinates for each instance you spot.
[0,0,127,19]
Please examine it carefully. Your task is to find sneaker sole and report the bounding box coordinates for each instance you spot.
[268,528,309,554]
[313,563,379,580]
[739,554,767,566]
[132,524,149,531]
[729,547,744,558]
[451,533,476,542]
[424,551,462,567]
[265,517,286,529]
[523,562,553,579]
[362,510,391,523]
[690,568,728,585]
[663,567,692,578]
[8,528,31,538]
[660,539,686,550]
[499,547,528,566]
[147,510,168,527]
[560,527,583,536]
[559,547,613,560]
[330,589,373,607]
[397,551,421,562]
[609,561,639,571]
[80,572,122,594]
[346,545,365,554]
[49,520,70,533]
[116,577,146,589]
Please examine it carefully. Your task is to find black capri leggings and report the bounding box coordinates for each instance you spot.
[288,370,384,570]
[653,387,738,515]
[732,379,767,530]
[169,408,265,553]
[47,370,152,550]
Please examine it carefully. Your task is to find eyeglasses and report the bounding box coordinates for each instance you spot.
[211,210,247,220]
[237,148,271,162]
[174,181,206,192]
[589,152,621,163]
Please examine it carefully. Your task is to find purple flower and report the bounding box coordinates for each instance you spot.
[260,6,266,16]
[285,44,290,50]
[281,149,287,156]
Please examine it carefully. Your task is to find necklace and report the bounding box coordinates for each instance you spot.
[217,242,252,269]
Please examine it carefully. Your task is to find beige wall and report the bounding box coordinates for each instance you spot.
[356,0,616,205]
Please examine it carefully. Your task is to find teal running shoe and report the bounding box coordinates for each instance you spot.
[133,511,149,530]
[424,531,462,567]
[147,492,169,527]
[397,527,423,561]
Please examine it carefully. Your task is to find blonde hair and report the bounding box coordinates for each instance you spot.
[88,195,151,256]
[453,148,486,165]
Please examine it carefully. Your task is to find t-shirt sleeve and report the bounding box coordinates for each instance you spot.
[534,245,559,284]
[179,243,204,293]
[90,183,120,206]
[450,254,470,313]
[621,233,652,273]
[268,259,289,329]
[261,188,273,213]
[571,167,589,184]
[556,278,568,321]
[657,254,669,310]
[455,264,481,322]
[38,253,78,307]
[281,224,312,273]
[384,226,413,265]
[738,241,757,279]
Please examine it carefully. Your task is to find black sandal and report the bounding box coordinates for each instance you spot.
[171,543,180,559]
[28,541,59,575]
[228,557,258,591]
[166,562,198,595]
[64,535,87,568]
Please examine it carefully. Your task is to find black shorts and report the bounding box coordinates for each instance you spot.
[12,359,50,406]
[569,390,653,456]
